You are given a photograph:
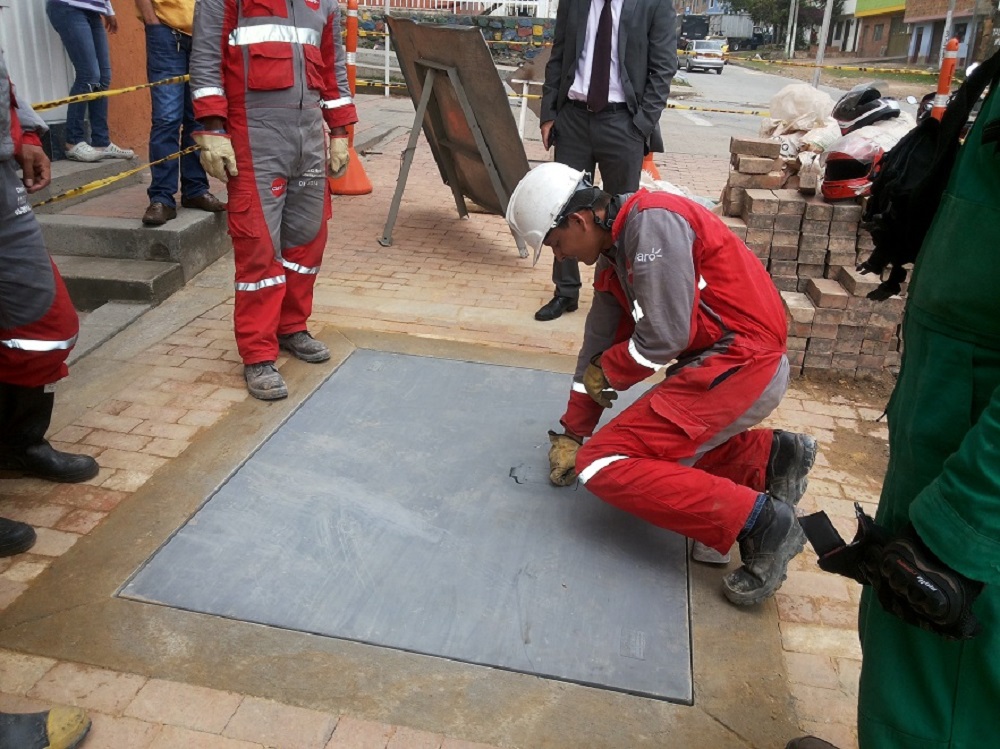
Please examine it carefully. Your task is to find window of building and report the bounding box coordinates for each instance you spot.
[873,24,884,41]
[834,21,843,40]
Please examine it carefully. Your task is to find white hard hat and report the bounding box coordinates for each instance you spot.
[506,163,589,265]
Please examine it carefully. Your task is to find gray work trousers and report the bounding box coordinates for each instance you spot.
[550,102,646,300]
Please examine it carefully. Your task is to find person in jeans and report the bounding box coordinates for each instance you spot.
[134,0,225,226]
[45,0,134,163]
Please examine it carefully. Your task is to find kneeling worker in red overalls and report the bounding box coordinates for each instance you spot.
[507,163,816,604]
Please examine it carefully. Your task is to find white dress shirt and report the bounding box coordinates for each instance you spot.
[568,0,626,105]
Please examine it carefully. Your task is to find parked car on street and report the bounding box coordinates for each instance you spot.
[680,38,725,74]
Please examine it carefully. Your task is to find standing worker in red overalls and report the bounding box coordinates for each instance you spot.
[1,52,100,556]
[190,0,358,400]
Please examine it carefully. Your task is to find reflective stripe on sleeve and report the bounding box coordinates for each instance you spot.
[578,454,628,484]
[572,381,588,395]
[282,260,320,275]
[1,333,78,352]
[321,96,353,109]
[229,25,322,47]
[235,275,286,292]
[628,339,665,371]
[632,299,644,323]
[192,86,225,100]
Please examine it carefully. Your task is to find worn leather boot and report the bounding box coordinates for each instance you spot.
[244,362,288,400]
[278,331,330,363]
[766,430,817,506]
[723,495,806,606]
[0,385,99,483]
[0,706,91,749]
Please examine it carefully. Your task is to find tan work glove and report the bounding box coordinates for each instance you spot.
[583,354,618,409]
[192,131,238,183]
[548,430,581,487]
[328,135,350,178]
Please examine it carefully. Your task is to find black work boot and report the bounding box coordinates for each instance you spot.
[0,707,91,749]
[723,495,806,606]
[0,384,99,483]
[785,738,840,749]
[0,517,37,557]
[766,430,817,506]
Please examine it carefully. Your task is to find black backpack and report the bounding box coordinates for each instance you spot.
[859,48,1000,300]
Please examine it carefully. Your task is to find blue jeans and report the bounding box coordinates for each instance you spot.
[45,0,111,147]
[145,23,209,207]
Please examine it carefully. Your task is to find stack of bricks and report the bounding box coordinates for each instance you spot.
[716,136,906,380]
[719,136,785,218]
[781,267,904,379]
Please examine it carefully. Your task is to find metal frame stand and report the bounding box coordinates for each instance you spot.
[379,60,521,255]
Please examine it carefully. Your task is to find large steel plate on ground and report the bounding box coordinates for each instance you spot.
[387,17,529,214]
[122,350,692,702]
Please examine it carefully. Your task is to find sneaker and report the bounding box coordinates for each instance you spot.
[723,495,806,606]
[691,540,731,565]
[278,331,330,363]
[97,142,135,159]
[766,431,817,506]
[244,361,288,400]
[65,142,101,162]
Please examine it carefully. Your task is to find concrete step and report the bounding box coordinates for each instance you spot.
[30,156,143,214]
[69,301,152,365]
[37,208,230,284]
[53,254,184,311]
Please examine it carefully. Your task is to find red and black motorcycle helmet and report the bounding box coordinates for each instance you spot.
[833,84,901,134]
[821,133,884,202]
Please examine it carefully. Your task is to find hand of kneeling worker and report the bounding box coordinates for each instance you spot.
[583,354,617,409]
[548,430,582,486]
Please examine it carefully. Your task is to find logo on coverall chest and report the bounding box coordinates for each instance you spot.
[270,178,287,197]
[305,0,320,9]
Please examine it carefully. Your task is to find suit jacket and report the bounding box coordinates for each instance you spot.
[540,0,676,153]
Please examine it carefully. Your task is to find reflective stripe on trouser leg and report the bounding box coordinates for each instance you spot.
[574,349,789,552]
[277,155,329,336]
[576,449,760,552]
[0,260,79,388]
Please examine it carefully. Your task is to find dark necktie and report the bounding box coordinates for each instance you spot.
[587,0,612,113]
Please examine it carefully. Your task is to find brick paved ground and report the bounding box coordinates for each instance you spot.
[0,98,880,748]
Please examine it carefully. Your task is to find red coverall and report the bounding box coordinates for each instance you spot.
[565,191,790,553]
[0,71,79,388]
[190,0,358,364]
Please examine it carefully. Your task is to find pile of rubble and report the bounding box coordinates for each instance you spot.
[718,136,904,380]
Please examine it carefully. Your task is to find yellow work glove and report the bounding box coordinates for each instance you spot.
[192,130,238,183]
[547,430,581,486]
[328,135,350,178]
[583,354,618,409]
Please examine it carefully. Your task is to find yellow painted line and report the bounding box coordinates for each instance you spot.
[34,147,199,208]
[32,75,190,112]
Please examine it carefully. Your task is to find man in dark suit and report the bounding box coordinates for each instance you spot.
[534,0,676,321]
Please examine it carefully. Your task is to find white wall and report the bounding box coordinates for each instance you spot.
[0,0,76,123]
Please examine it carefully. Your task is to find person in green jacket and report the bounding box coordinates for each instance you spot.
[788,73,1000,749]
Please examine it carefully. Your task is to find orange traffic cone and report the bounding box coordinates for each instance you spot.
[329,0,372,196]
[641,152,660,180]
[328,131,372,195]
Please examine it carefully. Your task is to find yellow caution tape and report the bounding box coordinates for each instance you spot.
[667,101,769,116]
[34,146,199,208]
[740,58,936,76]
[32,75,191,112]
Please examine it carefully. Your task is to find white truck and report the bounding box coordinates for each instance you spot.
[707,13,767,51]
